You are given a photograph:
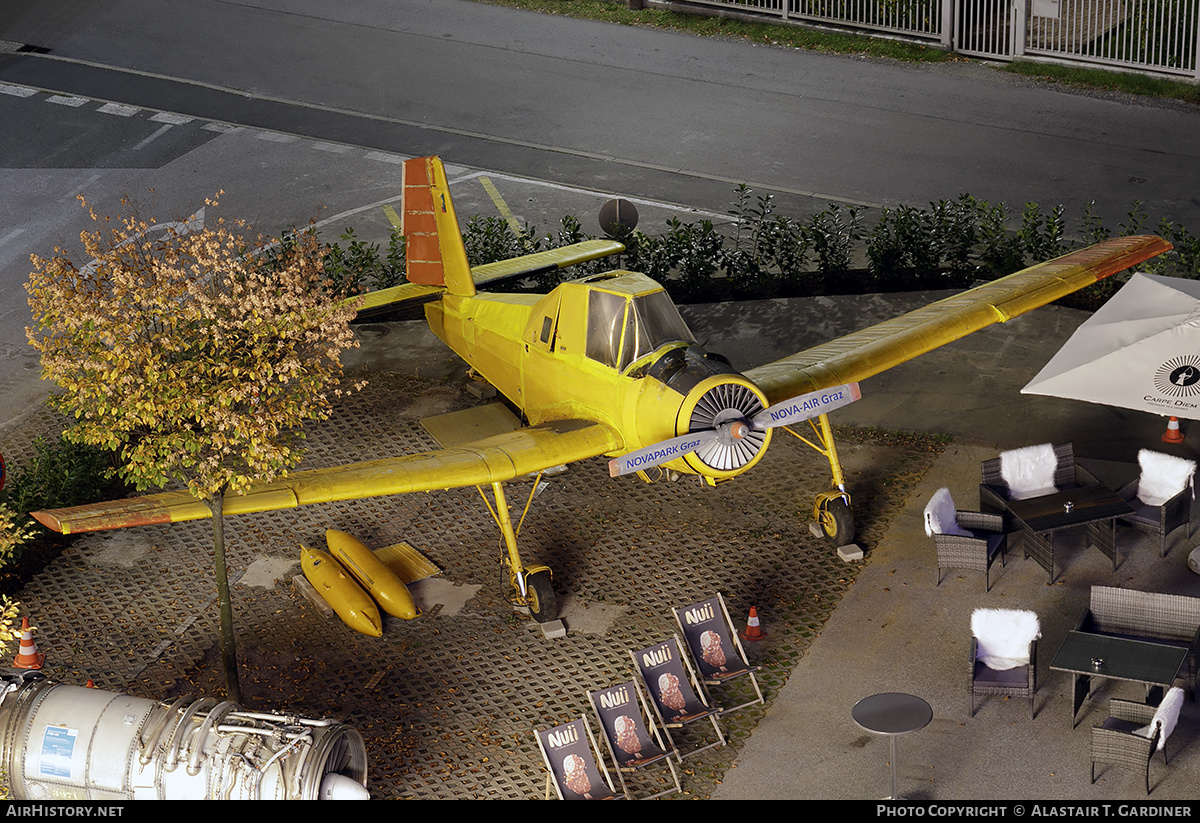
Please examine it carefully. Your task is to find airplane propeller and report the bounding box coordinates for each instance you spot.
[609,382,861,477]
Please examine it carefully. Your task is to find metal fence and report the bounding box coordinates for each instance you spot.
[669,0,1200,78]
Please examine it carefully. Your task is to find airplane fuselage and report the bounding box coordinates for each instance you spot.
[424,271,773,481]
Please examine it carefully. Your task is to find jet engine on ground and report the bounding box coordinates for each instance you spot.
[0,671,369,800]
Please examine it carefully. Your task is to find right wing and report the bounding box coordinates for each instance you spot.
[745,236,1172,405]
[33,419,623,535]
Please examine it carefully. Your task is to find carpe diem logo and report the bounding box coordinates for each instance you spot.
[1154,355,1200,398]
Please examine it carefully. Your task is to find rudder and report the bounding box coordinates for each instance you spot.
[401,156,475,297]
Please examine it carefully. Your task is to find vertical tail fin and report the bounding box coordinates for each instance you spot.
[401,156,475,297]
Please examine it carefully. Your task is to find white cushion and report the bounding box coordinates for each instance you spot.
[1137,449,1196,507]
[972,608,1041,671]
[924,487,970,537]
[1000,443,1058,500]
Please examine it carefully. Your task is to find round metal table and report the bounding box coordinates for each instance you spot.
[852,692,933,799]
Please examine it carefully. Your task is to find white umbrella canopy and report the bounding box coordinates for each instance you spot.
[1022,273,1200,420]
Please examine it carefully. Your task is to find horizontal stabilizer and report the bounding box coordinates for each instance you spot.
[353,282,444,321]
[469,239,625,286]
[352,239,626,321]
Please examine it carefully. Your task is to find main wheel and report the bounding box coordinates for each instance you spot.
[819,497,855,546]
[526,571,557,623]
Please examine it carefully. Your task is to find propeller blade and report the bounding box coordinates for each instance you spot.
[608,431,718,477]
[751,383,861,430]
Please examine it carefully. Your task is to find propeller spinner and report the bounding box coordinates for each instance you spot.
[610,382,861,478]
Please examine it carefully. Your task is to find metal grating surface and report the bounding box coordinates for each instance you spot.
[0,373,939,799]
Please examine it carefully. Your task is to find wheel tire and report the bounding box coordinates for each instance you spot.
[526,571,557,623]
[820,498,855,546]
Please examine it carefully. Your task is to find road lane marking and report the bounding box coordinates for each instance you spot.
[479,176,521,235]
[98,102,139,117]
[132,124,173,151]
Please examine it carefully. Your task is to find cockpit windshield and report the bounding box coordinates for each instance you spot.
[585,289,695,371]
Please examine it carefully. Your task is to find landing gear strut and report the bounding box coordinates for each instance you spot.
[480,478,558,623]
[781,412,856,547]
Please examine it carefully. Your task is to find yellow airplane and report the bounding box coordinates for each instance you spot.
[32,156,1172,623]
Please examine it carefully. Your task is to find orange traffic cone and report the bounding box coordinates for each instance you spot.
[13,617,44,669]
[740,606,767,642]
[85,679,96,689]
[1163,416,1185,444]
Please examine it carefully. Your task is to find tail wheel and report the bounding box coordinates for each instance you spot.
[819,498,854,546]
[526,571,556,623]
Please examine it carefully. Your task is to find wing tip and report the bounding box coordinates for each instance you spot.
[30,510,65,535]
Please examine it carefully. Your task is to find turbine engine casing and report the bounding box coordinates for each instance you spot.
[676,374,771,479]
[631,346,771,480]
[0,671,369,800]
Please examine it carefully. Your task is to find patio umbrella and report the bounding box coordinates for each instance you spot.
[1022,273,1200,431]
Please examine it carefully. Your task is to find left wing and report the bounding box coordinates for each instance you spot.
[32,420,623,534]
[745,236,1172,405]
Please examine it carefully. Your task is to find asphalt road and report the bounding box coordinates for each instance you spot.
[2,0,1198,224]
[2,0,1197,430]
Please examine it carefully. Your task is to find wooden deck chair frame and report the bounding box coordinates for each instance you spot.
[629,635,726,762]
[673,592,765,715]
[535,716,619,800]
[588,681,683,800]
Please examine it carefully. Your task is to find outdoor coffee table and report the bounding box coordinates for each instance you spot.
[1050,630,1187,727]
[852,693,932,799]
[1007,485,1134,583]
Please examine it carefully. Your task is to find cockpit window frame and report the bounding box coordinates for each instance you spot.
[585,287,695,373]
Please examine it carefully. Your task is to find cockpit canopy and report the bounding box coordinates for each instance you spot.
[585,287,696,372]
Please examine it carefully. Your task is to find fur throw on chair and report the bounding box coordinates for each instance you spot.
[971,608,1041,671]
[1000,443,1058,500]
[1137,687,1184,750]
[924,487,970,537]
[1136,450,1197,507]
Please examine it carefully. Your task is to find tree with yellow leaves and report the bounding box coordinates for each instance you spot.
[26,196,361,701]
[0,504,35,648]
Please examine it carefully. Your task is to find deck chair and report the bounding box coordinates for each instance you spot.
[535,716,619,800]
[589,681,682,800]
[672,593,764,714]
[630,636,726,761]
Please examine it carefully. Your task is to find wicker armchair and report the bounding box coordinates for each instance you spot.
[925,488,1007,591]
[1091,687,1183,795]
[1118,450,1196,558]
[979,442,1099,523]
[969,608,1039,719]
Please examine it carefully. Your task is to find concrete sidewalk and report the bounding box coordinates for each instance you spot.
[700,298,1200,800]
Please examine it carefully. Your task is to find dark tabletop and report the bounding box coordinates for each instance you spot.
[852,693,933,735]
[1007,486,1134,533]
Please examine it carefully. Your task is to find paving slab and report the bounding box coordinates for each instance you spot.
[4,293,1199,800]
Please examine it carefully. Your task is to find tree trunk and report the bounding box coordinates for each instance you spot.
[210,488,241,703]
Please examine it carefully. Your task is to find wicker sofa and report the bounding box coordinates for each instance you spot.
[1076,586,1200,698]
[979,442,1099,522]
